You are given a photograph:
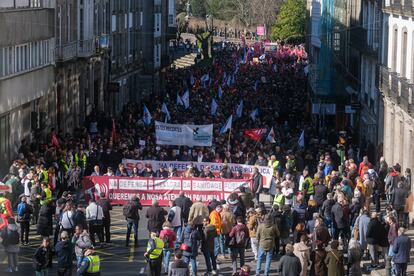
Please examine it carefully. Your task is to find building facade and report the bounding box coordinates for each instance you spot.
[380,0,414,172]
[55,0,110,134]
[358,0,383,160]
[0,0,56,173]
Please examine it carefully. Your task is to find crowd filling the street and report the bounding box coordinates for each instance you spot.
[0,41,413,276]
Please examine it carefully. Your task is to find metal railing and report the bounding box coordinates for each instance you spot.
[380,65,413,112]
[77,39,95,57]
[55,41,77,61]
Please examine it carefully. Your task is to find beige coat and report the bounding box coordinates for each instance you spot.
[294,241,310,276]
[220,210,234,235]
[188,201,209,225]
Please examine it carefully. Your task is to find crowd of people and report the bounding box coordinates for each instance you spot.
[0,40,412,276]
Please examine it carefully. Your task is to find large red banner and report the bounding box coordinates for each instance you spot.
[82,176,252,206]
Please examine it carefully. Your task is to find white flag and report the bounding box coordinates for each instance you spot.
[181,90,190,109]
[267,127,276,143]
[236,100,243,118]
[161,103,171,122]
[250,108,259,121]
[220,115,233,134]
[211,98,218,116]
[298,130,305,148]
[176,93,184,106]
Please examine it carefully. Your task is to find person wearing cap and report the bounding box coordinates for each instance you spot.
[325,240,344,276]
[144,232,165,276]
[55,231,74,276]
[33,237,52,276]
[77,248,100,276]
[278,243,302,276]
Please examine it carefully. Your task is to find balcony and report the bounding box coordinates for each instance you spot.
[77,39,95,58]
[383,0,414,16]
[55,41,77,61]
[380,65,414,113]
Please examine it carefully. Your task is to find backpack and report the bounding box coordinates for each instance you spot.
[167,209,175,223]
[17,203,26,217]
[3,229,19,246]
[163,234,170,249]
[123,202,135,218]
[235,228,247,246]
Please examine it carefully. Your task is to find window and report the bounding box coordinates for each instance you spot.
[0,48,3,77]
[140,11,143,26]
[129,12,133,28]
[401,29,408,78]
[111,15,117,32]
[0,114,11,170]
[411,31,414,82]
[392,26,398,71]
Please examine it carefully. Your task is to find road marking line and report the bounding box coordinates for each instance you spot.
[128,244,134,262]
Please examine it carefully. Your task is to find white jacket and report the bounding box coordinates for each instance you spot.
[85,202,104,221]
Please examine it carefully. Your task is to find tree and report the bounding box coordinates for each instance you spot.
[252,0,280,34]
[270,0,306,41]
[190,0,206,17]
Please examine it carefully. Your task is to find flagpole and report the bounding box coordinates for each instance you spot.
[228,127,232,150]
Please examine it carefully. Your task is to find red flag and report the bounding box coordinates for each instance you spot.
[111,119,117,143]
[243,128,267,141]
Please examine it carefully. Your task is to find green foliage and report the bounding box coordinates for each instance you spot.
[270,0,306,41]
[190,0,206,17]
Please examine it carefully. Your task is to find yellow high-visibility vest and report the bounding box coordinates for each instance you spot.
[86,255,100,273]
[146,237,164,259]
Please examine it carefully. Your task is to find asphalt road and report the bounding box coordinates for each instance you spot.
[0,206,281,276]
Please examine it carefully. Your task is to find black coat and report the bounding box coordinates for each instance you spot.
[146,206,167,233]
[37,205,54,237]
[252,173,263,194]
[366,218,388,246]
[55,240,74,269]
[392,187,407,209]
[314,184,329,207]
[174,195,193,223]
[331,203,346,229]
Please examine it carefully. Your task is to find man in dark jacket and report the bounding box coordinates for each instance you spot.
[320,193,335,235]
[97,192,112,244]
[123,196,142,247]
[331,199,349,241]
[278,243,301,276]
[55,231,74,276]
[174,192,192,224]
[252,167,263,203]
[201,217,219,275]
[146,199,168,234]
[313,182,329,208]
[366,212,388,268]
[168,250,189,276]
[393,227,412,275]
[392,182,408,227]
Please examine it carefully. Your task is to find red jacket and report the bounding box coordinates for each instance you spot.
[358,161,372,178]
[159,228,176,249]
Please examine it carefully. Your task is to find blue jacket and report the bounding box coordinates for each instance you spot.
[182,225,201,257]
[393,234,411,263]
